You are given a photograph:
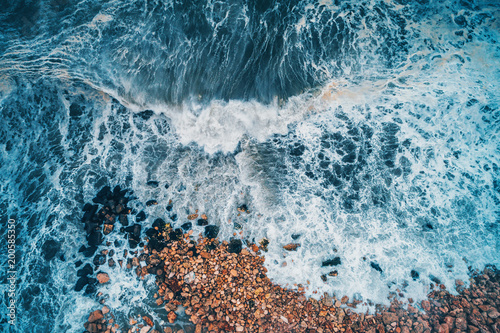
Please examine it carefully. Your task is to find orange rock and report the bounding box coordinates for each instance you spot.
[103,224,114,235]
[201,214,208,220]
[102,306,110,315]
[187,214,198,220]
[167,311,177,323]
[230,269,238,277]
[97,273,110,284]
[251,244,259,253]
[143,315,153,327]
[200,251,211,259]
[283,243,300,251]
[88,310,104,323]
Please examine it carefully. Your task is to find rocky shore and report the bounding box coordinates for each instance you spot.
[80,187,500,333]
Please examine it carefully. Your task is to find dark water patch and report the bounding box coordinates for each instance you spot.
[41,238,60,261]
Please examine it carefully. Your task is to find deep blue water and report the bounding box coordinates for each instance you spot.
[1,0,499,332]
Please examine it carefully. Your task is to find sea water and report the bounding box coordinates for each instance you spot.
[0,0,499,331]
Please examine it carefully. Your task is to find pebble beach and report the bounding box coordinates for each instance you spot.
[80,187,500,333]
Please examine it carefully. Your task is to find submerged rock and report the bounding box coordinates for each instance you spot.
[77,263,93,277]
[370,261,383,273]
[204,225,220,239]
[146,200,158,207]
[93,254,106,266]
[146,180,159,187]
[322,257,341,267]
[181,222,192,230]
[197,218,208,226]
[136,211,147,222]
[228,238,242,254]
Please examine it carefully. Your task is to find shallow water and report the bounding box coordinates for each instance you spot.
[0,0,499,331]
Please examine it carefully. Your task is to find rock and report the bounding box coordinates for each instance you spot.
[119,214,129,226]
[169,228,183,241]
[75,276,90,292]
[97,272,110,284]
[181,222,192,230]
[322,294,333,307]
[437,323,449,333]
[87,231,104,246]
[322,257,341,266]
[204,225,220,239]
[237,204,248,212]
[469,326,479,333]
[411,270,419,280]
[108,258,115,268]
[88,310,104,323]
[164,328,173,333]
[443,316,454,327]
[421,300,431,311]
[85,322,98,333]
[146,200,158,206]
[103,224,114,235]
[382,312,398,325]
[455,317,467,331]
[401,326,410,333]
[259,238,269,251]
[283,243,300,251]
[77,264,94,277]
[230,269,238,277]
[200,251,211,259]
[143,316,154,327]
[227,239,242,254]
[370,261,383,273]
[196,218,207,226]
[328,270,338,276]
[102,306,110,314]
[429,275,441,284]
[188,214,199,220]
[136,211,147,222]
[93,186,111,204]
[94,254,106,266]
[167,311,177,324]
[146,180,159,187]
[488,309,500,319]
[42,239,60,261]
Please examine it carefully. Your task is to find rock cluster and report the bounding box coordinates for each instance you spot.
[81,188,500,333]
[138,223,344,332]
[76,185,131,293]
[84,307,119,333]
[138,226,500,333]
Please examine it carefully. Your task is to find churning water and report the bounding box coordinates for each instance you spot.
[0,0,499,331]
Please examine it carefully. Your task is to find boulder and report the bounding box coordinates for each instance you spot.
[322,257,341,267]
[228,239,242,254]
[96,272,110,284]
[204,225,220,239]
[88,309,104,323]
